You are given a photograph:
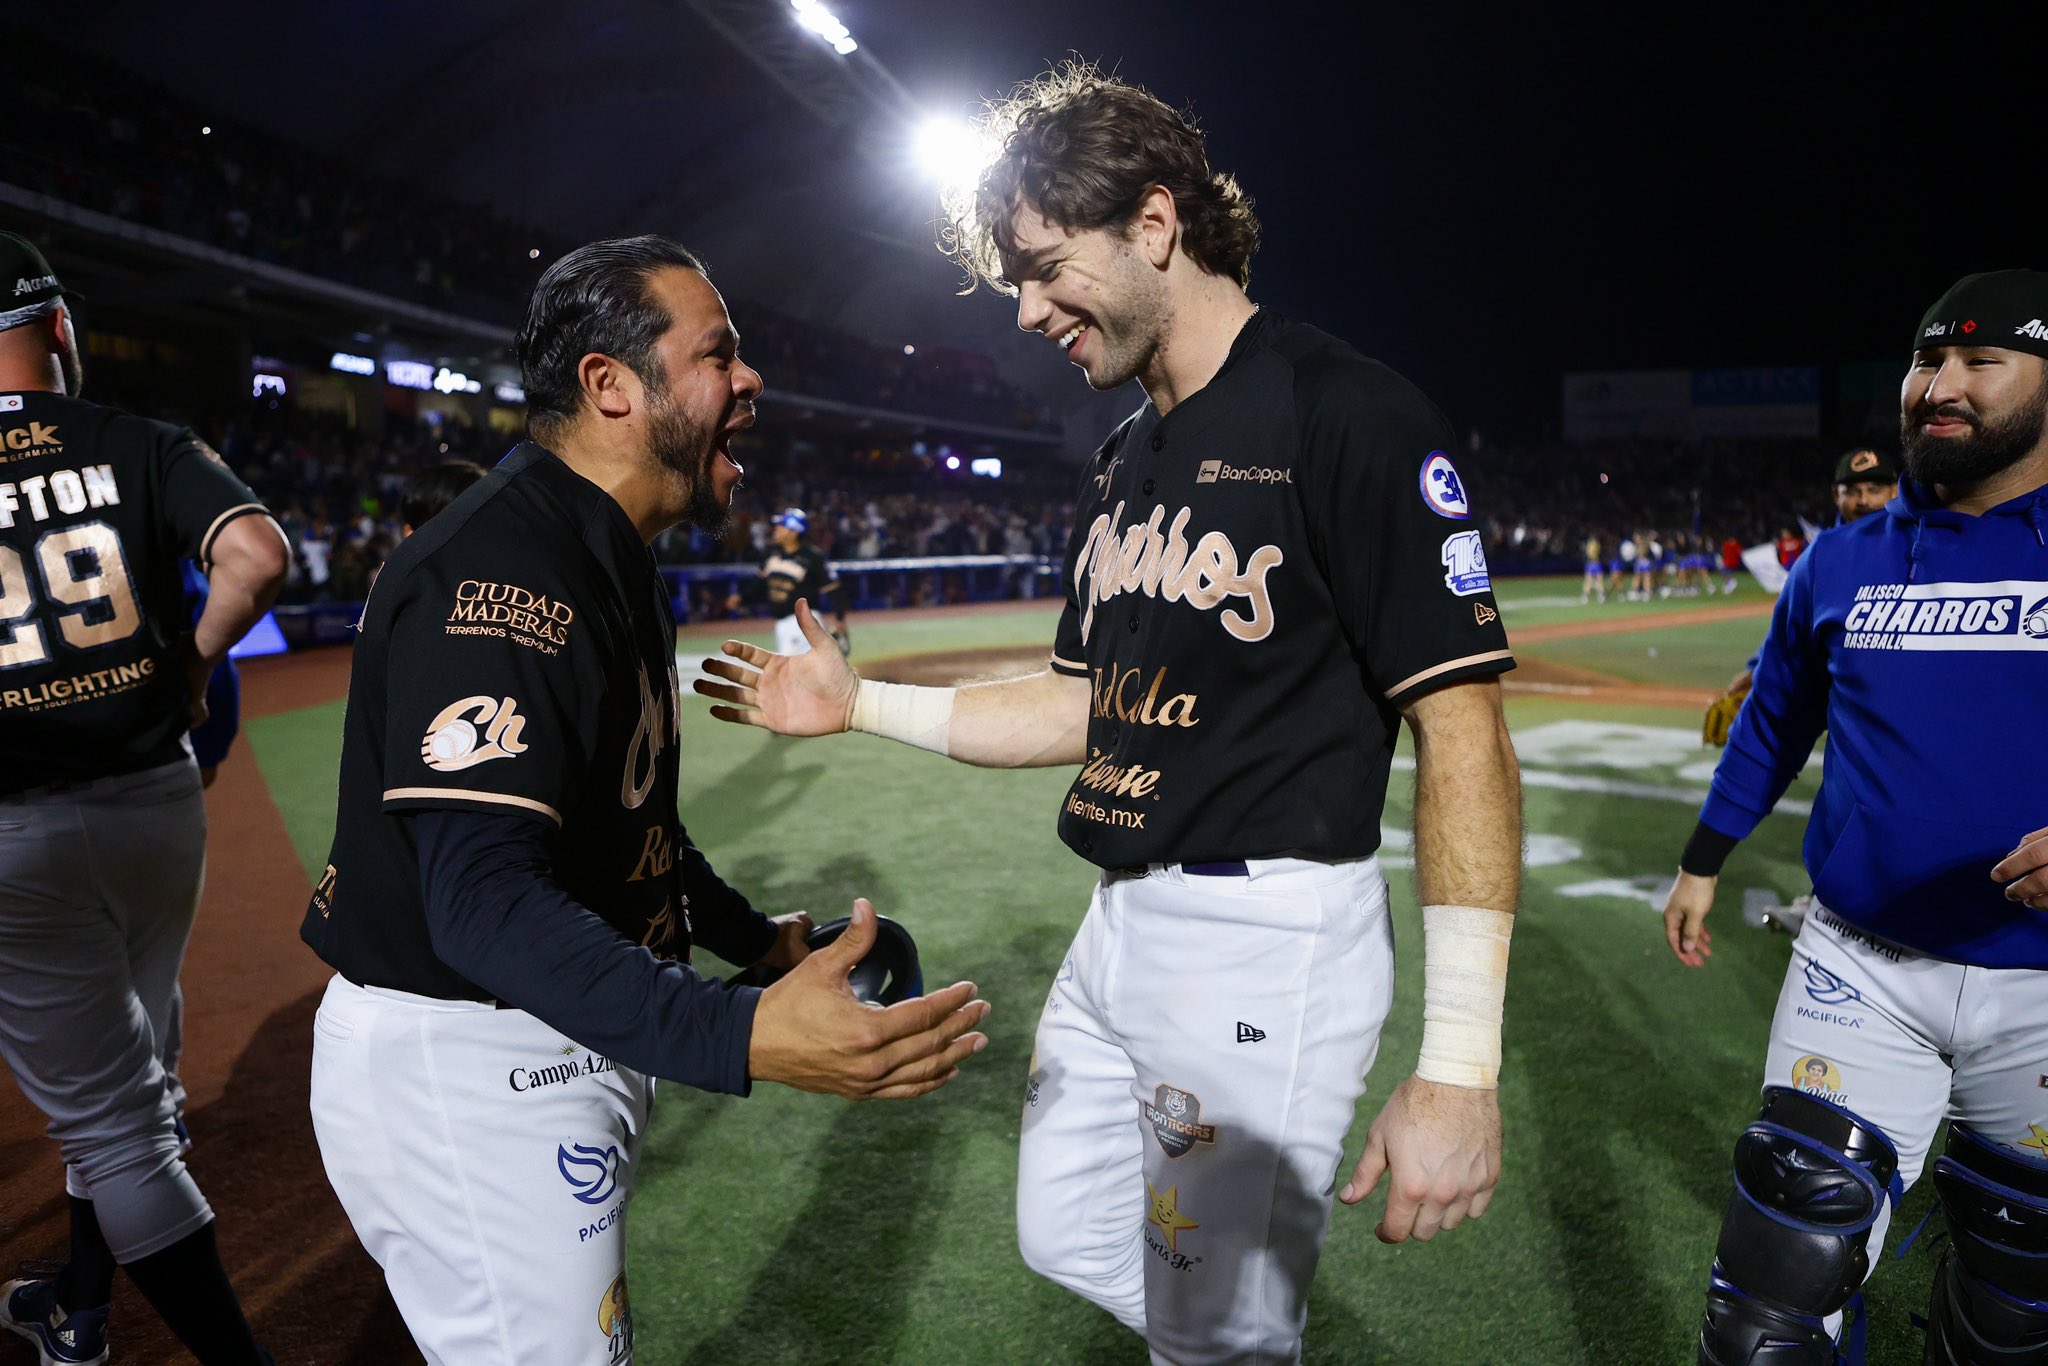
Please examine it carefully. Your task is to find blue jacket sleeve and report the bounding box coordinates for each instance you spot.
[1698,549,1831,841]
[674,827,778,969]
[412,809,762,1095]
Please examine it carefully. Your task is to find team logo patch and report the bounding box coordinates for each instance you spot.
[1145,1181,1200,1255]
[1142,1084,1217,1159]
[1802,961,1863,1006]
[559,1141,622,1205]
[2025,596,2048,639]
[421,695,529,770]
[1792,1054,1846,1100]
[597,1272,632,1363]
[1419,451,1470,519]
[1441,531,1491,597]
[1849,450,1879,474]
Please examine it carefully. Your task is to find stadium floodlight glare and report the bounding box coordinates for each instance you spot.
[789,0,857,55]
[914,116,996,187]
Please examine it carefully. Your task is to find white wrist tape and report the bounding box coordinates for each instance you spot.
[1415,904,1515,1089]
[848,679,955,756]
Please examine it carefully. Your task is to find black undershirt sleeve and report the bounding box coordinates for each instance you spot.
[1680,821,1742,877]
[672,828,778,968]
[412,809,761,1095]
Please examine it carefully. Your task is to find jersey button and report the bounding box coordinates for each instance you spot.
[1150,433,1164,451]
[1141,478,1156,496]
[1127,615,1140,634]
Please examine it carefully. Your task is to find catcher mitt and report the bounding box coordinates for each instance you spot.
[1701,683,1750,747]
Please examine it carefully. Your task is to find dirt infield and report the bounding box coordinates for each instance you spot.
[865,640,1724,709]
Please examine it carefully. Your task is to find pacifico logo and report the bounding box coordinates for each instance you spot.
[421,695,530,770]
[1073,501,1283,645]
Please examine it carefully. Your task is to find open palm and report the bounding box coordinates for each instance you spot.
[694,598,858,736]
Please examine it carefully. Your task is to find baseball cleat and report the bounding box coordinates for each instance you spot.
[1,1271,110,1366]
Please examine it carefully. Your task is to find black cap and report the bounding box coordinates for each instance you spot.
[1832,448,1898,485]
[0,231,64,315]
[1916,269,2048,360]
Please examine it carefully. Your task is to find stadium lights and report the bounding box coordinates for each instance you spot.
[913,116,997,187]
[789,0,857,55]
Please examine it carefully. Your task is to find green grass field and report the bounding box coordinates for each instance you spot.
[247,578,1944,1364]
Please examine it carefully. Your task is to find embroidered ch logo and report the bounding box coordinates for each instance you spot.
[421,696,530,771]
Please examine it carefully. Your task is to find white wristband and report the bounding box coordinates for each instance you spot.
[1415,904,1515,1089]
[848,679,955,756]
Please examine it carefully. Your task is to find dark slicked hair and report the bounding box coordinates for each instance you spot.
[515,235,706,439]
[402,459,488,531]
[941,61,1260,295]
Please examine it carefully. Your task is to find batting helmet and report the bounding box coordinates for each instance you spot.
[809,914,923,1005]
[726,914,923,1004]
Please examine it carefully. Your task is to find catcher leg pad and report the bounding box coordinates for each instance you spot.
[1700,1086,1900,1366]
[1924,1123,2048,1365]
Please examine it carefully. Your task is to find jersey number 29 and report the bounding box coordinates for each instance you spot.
[0,521,144,670]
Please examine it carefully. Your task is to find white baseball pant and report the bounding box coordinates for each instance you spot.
[310,975,650,1365]
[1760,907,2048,1323]
[1018,856,1395,1365]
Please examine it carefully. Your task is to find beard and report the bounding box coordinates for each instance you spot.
[643,382,732,535]
[1080,247,1171,392]
[1900,381,2048,488]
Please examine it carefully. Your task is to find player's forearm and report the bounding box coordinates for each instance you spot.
[1405,679,1521,1089]
[1408,686,1521,914]
[850,668,1088,768]
[192,516,290,662]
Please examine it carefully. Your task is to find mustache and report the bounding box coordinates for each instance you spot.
[1910,401,1979,427]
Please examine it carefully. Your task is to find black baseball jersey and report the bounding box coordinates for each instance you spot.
[757,543,839,619]
[0,389,268,791]
[304,441,746,999]
[1048,311,1514,868]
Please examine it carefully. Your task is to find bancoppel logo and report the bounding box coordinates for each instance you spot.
[0,396,19,412]
[2018,320,2048,341]
[1441,530,1491,597]
[557,1141,622,1205]
[12,274,56,297]
[1195,460,1291,484]
[421,695,529,771]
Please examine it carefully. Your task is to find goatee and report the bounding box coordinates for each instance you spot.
[645,390,731,534]
[1900,384,2048,489]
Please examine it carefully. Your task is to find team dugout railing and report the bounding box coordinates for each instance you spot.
[272,554,1062,648]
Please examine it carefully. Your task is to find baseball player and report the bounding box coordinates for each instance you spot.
[1663,269,2048,1364]
[698,65,1524,1364]
[725,506,846,655]
[0,231,289,1366]
[301,236,990,1366]
[1698,447,1898,749]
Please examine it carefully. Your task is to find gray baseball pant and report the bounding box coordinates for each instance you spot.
[0,757,213,1260]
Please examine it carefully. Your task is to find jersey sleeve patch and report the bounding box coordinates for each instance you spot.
[1440,530,1492,596]
[1418,452,1471,520]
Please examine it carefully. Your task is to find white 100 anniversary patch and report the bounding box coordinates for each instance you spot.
[1073,501,1283,644]
[1441,531,1491,597]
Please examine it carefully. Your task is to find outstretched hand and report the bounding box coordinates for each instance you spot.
[694,599,859,736]
[747,898,989,1101]
[1340,1075,1502,1243]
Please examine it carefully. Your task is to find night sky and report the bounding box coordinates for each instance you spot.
[22,0,2043,441]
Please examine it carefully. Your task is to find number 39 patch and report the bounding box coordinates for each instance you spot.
[1418,451,1470,520]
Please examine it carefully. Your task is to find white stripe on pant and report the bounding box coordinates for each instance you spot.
[1018,856,1396,1365]
[309,975,652,1365]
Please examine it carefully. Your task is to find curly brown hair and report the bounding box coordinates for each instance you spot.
[940,61,1260,295]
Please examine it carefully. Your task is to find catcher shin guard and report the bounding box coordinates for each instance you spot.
[1699,1086,1900,1366]
[1923,1124,2048,1365]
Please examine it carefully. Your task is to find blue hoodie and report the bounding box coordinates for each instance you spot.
[1700,478,2048,966]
